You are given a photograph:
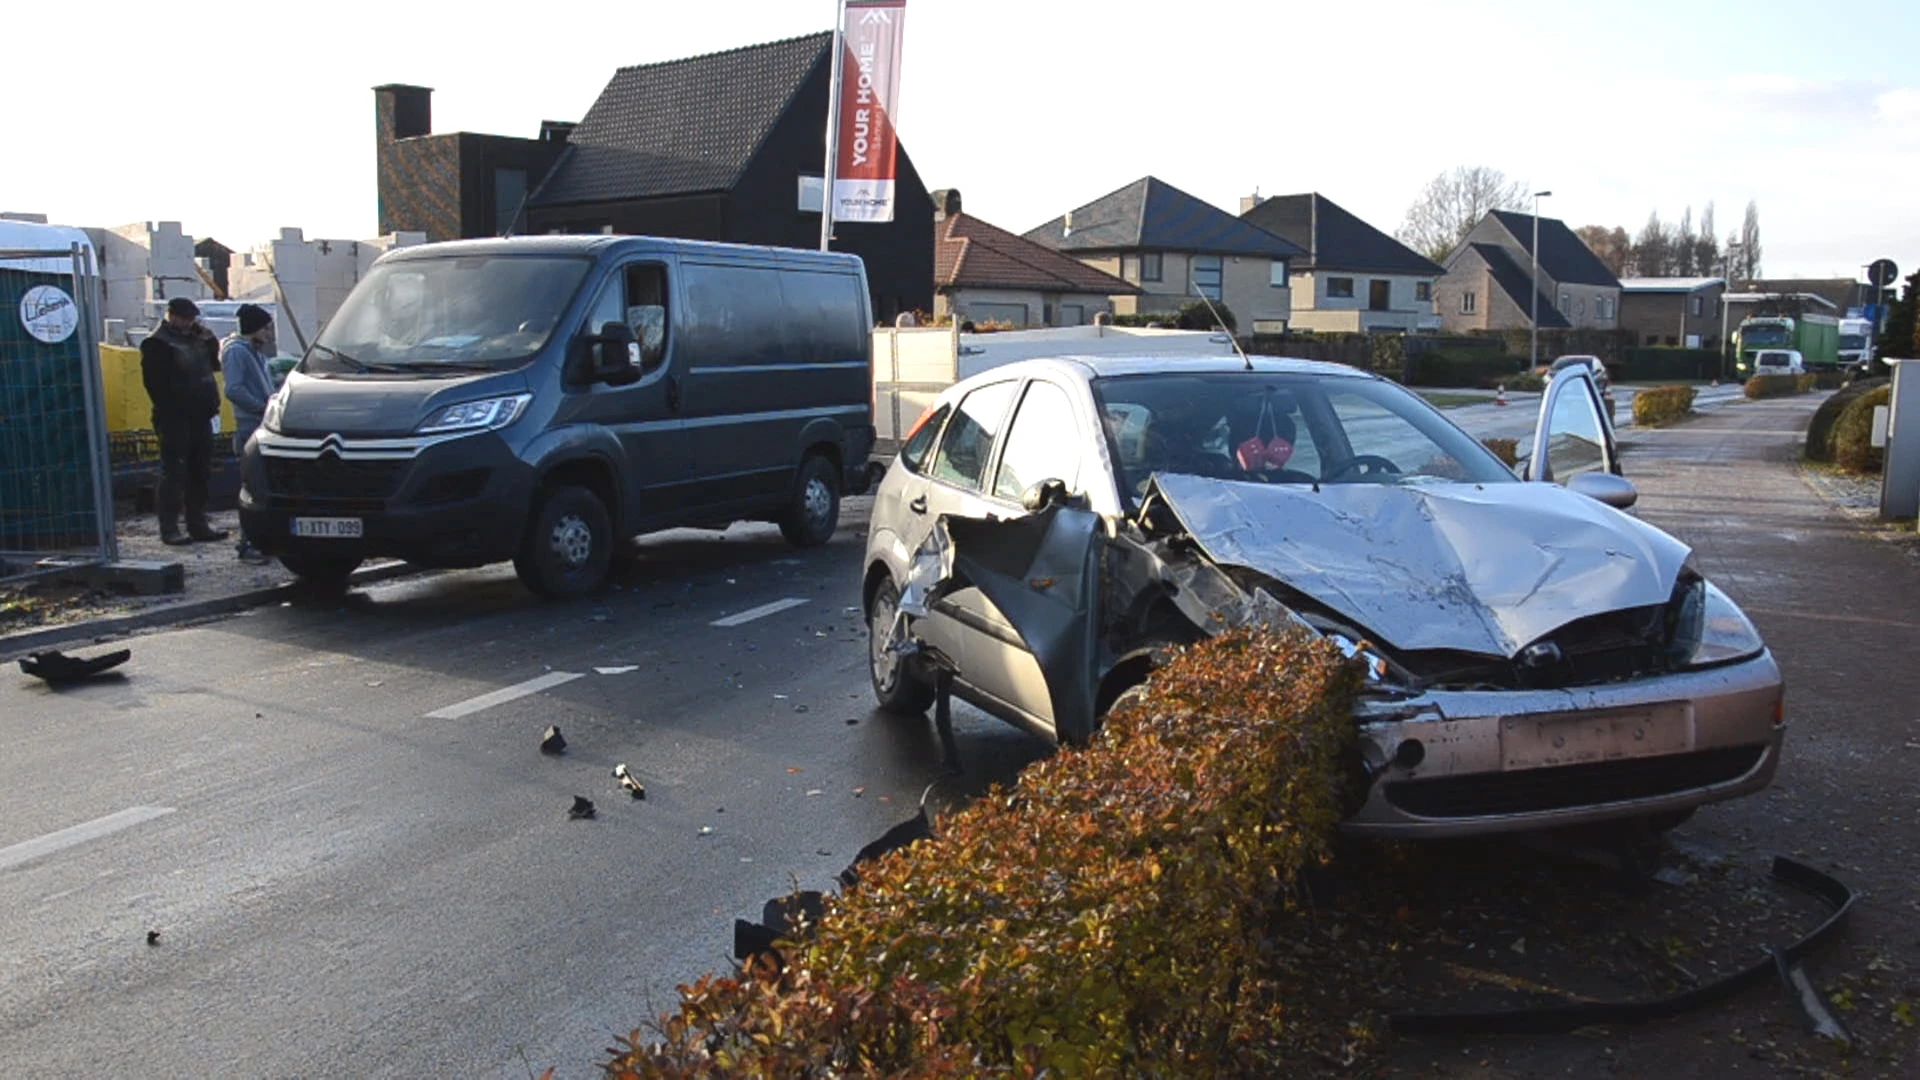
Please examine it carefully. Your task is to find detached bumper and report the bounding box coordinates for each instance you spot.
[1343,651,1785,838]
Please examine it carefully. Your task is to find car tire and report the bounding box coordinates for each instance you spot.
[280,553,361,589]
[868,578,935,715]
[779,455,840,548]
[514,484,613,601]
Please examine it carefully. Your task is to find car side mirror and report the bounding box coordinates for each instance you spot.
[1566,472,1638,509]
[1021,478,1079,513]
[590,321,640,384]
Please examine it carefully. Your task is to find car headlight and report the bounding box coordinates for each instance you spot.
[1673,579,1765,667]
[262,391,286,434]
[417,394,532,435]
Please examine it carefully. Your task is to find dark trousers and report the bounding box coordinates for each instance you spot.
[155,414,214,534]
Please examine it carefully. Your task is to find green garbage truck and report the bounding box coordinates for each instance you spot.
[1733,313,1840,376]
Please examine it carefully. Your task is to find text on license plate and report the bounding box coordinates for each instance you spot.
[1500,705,1693,771]
[291,517,363,539]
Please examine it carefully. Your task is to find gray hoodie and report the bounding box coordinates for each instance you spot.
[220,334,274,430]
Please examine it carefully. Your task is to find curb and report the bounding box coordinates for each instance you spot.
[0,561,427,662]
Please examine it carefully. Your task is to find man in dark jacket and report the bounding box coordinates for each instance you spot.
[140,296,229,545]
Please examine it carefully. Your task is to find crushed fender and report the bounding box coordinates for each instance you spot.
[1389,856,1855,1036]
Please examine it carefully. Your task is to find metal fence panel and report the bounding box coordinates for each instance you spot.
[0,244,117,579]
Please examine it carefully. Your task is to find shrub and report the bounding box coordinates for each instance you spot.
[1112,300,1237,333]
[1806,377,1888,462]
[1634,385,1696,427]
[1833,386,1892,474]
[1795,374,1818,392]
[1614,347,1719,382]
[1407,349,1519,388]
[1481,437,1519,466]
[1503,371,1546,392]
[1813,370,1847,390]
[610,627,1366,1077]
[1745,374,1803,399]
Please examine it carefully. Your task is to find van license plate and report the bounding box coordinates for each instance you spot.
[291,517,363,539]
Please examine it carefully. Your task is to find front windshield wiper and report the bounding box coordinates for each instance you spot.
[309,343,365,372]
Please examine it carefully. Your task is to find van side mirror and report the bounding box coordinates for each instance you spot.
[591,321,640,385]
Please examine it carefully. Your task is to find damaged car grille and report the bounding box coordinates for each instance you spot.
[1382,743,1770,819]
[1386,585,1695,691]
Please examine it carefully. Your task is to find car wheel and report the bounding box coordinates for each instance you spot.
[514,484,613,600]
[868,578,935,715]
[279,553,361,589]
[779,455,840,548]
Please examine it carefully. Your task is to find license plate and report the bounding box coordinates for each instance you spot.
[1500,705,1692,771]
[290,517,363,539]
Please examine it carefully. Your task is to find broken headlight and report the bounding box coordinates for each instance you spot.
[1672,579,1765,668]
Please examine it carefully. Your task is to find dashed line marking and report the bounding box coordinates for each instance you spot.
[710,597,809,627]
[0,806,177,871]
[426,671,582,719]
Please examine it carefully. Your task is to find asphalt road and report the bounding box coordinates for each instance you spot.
[0,382,1770,1077]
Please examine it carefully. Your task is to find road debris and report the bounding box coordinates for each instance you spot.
[539,726,567,755]
[567,796,596,820]
[18,647,130,685]
[595,666,638,676]
[613,763,646,800]
[146,930,161,946]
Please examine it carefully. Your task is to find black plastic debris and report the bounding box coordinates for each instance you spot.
[540,726,567,755]
[1389,856,1856,1036]
[145,930,161,947]
[838,807,933,890]
[733,891,826,963]
[19,648,131,685]
[613,763,646,800]
[567,796,596,820]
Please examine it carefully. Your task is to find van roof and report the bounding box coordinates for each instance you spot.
[379,234,866,272]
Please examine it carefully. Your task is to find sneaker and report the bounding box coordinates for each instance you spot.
[237,543,270,565]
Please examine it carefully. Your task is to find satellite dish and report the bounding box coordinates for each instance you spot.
[1868,259,1898,288]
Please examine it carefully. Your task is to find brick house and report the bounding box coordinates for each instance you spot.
[1436,210,1621,334]
[1239,192,1442,334]
[930,190,1137,328]
[1023,177,1305,333]
[1617,277,1728,348]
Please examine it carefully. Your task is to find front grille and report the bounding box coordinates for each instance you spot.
[265,456,406,502]
[1397,597,1684,691]
[1383,744,1769,819]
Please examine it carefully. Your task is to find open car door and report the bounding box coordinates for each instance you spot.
[1528,366,1638,510]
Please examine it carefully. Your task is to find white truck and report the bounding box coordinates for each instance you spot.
[870,323,1238,452]
[1837,317,1876,373]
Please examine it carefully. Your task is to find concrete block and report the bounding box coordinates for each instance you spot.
[37,558,185,596]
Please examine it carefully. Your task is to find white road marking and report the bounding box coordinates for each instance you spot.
[710,597,809,627]
[426,671,582,719]
[0,806,177,871]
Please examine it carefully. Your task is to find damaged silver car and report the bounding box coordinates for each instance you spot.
[862,356,1784,838]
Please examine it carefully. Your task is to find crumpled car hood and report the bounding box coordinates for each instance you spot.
[1149,473,1692,659]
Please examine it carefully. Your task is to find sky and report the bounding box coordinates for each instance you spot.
[7,0,1916,284]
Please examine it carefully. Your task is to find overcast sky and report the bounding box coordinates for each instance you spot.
[7,0,1915,283]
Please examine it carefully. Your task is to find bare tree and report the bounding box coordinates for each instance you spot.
[1631,212,1674,277]
[1673,207,1697,276]
[1395,166,1531,263]
[1738,201,1762,279]
[1575,224,1632,277]
[1694,202,1720,280]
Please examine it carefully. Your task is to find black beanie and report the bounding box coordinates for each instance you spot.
[238,303,272,335]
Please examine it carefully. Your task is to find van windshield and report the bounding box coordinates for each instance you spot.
[306,255,591,374]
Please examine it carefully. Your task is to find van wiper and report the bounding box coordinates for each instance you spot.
[310,344,372,372]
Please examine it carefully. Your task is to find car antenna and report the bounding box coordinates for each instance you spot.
[1188,284,1252,371]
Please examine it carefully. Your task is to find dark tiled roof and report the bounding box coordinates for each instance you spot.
[534,33,830,206]
[936,213,1139,295]
[1022,177,1305,259]
[1240,193,1442,276]
[1487,209,1620,288]
[1470,243,1570,329]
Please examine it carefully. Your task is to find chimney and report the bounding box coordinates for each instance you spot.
[1063,210,1073,239]
[929,188,962,222]
[1240,189,1263,215]
[374,84,433,143]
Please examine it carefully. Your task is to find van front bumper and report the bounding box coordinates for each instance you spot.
[238,431,533,568]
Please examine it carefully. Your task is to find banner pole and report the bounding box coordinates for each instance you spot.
[820,0,847,251]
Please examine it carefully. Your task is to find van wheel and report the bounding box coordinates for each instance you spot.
[779,455,840,548]
[280,553,361,589]
[868,578,935,714]
[515,485,612,600]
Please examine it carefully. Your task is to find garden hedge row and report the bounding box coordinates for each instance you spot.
[1406,349,1520,388]
[1806,377,1889,463]
[1832,385,1893,474]
[1744,374,1814,398]
[1633,385,1696,427]
[608,627,1366,1077]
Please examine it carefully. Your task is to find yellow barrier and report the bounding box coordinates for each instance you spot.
[99,343,237,435]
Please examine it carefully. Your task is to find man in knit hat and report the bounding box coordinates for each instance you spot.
[140,297,228,545]
[221,303,277,564]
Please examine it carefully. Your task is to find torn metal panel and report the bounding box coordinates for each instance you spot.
[1147,472,1692,659]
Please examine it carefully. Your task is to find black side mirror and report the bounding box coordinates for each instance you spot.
[1021,478,1077,513]
[591,321,640,385]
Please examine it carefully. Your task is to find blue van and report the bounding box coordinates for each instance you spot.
[238,235,875,598]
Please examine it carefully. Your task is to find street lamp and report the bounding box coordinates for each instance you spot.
[1720,242,1743,381]
[1530,190,1552,369]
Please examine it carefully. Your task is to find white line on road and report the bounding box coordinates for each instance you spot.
[426,671,583,719]
[0,806,177,871]
[711,597,809,627]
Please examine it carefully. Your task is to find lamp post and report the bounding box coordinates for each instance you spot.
[1530,190,1552,369]
[1720,241,1742,381]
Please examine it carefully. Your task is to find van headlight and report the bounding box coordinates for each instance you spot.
[417,394,532,434]
[1673,579,1765,667]
[262,391,286,434]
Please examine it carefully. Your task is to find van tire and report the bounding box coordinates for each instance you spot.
[779,455,840,548]
[280,553,361,589]
[515,484,613,600]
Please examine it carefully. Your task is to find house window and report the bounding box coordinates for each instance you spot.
[1121,255,1140,283]
[1328,276,1355,298]
[1270,260,1289,287]
[1191,255,1222,300]
[493,168,528,235]
[1461,291,1477,314]
[1368,279,1391,311]
[1558,291,1571,315]
[1139,252,1163,283]
[1690,295,1704,317]
[1415,281,1432,302]
[1577,297,1588,319]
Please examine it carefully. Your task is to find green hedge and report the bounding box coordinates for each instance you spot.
[1633,385,1696,427]
[1613,347,1719,382]
[1406,349,1522,388]
[609,627,1366,1077]
[1833,386,1892,474]
[1807,378,1888,463]
[1111,299,1237,332]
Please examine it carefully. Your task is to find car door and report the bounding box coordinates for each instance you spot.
[1528,366,1619,484]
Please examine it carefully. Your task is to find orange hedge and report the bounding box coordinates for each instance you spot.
[1633,385,1696,427]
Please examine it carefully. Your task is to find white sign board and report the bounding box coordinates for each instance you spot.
[19,283,78,344]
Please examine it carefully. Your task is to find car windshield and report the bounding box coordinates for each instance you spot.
[306,255,591,374]
[1091,370,1516,503]
[1741,324,1789,347]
